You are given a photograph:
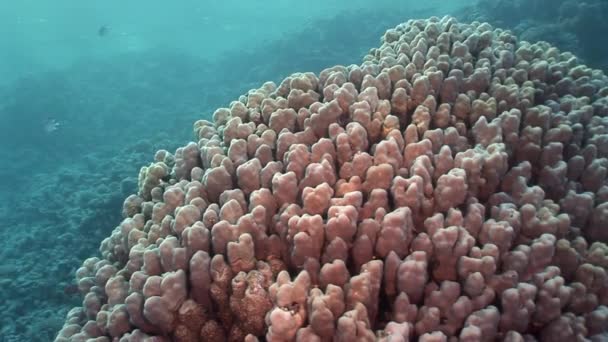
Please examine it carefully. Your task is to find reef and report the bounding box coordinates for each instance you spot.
[468,0,608,72]
[56,16,608,341]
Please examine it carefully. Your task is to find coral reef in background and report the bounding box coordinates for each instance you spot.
[56,16,608,341]
[467,0,608,72]
[0,137,174,340]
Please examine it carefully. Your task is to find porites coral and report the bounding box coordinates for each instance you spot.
[56,16,608,341]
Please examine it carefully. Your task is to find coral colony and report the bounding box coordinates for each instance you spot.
[56,17,608,341]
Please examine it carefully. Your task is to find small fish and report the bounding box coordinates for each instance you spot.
[43,117,60,133]
[98,25,109,37]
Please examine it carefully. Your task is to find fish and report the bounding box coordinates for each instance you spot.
[98,25,109,37]
[43,117,60,133]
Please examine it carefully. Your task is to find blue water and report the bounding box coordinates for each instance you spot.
[0,0,606,341]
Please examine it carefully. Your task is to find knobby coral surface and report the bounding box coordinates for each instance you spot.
[56,16,608,342]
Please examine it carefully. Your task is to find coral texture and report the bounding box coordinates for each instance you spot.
[56,16,608,341]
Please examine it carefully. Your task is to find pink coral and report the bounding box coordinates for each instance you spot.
[57,16,608,342]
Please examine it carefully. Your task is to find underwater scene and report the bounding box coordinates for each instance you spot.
[0,0,607,341]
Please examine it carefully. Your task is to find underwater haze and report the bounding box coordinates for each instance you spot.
[0,0,607,341]
[0,0,366,84]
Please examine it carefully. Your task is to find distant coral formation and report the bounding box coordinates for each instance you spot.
[470,0,608,72]
[56,16,608,341]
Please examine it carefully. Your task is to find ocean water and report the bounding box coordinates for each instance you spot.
[0,1,606,341]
